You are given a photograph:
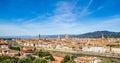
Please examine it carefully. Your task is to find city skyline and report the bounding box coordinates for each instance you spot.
[0,0,120,36]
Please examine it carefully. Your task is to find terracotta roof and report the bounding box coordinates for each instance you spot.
[7,49,19,53]
[22,47,34,53]
[52,55,63,63]
[0,41,7,45]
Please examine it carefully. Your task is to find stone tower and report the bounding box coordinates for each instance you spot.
[38,34,40,39]
[57,35,61,40]
[101,33,107,46]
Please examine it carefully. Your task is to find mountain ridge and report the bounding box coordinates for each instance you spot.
[0,31,120,38]
[76,31,120,38]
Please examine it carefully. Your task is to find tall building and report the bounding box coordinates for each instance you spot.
[101,33,107,46]
[101,33,105,43]
[38,34,40,39]
[57,35,61,40]
[101,33,105,40]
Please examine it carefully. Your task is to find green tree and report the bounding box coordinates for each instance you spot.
[49,54,55,61]
[100,59,111,63]
[18,57,33,63]
[35,51,50,57]
[68,60,76,63]
[0,59,15,63]
[34,51,55,61]
[33,58,48,63]
[0,56,11,61]
[61,55,70,63]
[0,56,18,63]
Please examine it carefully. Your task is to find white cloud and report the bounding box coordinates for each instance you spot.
[0,1,120,36]
[84,17,120,32]
[22,1,80,30]
[0,24,31,36]
[80,0,93,17]
[79,0,104,17]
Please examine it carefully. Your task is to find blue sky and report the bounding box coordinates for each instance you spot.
[0,0,120,36]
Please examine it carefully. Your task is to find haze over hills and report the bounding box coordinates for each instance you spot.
[76,31,120,38]
[0,31,120,38]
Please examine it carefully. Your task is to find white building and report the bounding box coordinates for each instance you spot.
[82,46,106,53]
[111,48,120,53]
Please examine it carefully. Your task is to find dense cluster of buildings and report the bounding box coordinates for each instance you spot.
[0,34,120,63]
[16,34,120,54]
[0,39,19,56]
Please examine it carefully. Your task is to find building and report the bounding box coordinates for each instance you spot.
[38,34,41,39]
[57,35,61,40]
[82,46,106,53]
[65,34,70,40]
[74,56,101,63]
[21,47,35,56]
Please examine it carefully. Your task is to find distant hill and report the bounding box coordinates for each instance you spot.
[0,31,120,38]
[76,31,120,38]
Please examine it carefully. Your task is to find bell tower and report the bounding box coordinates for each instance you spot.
[57,35,61,40]
[101,33,107,46]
